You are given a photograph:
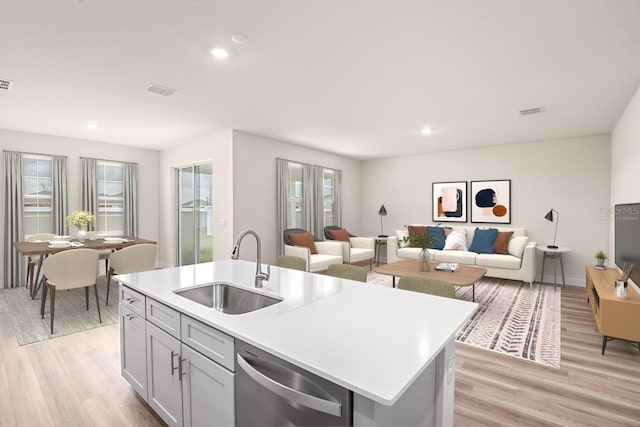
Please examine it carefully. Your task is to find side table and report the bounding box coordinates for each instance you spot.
[373,236,388,266]
[536,245,572,289]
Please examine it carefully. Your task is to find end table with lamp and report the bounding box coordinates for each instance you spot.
[537,245,571,288]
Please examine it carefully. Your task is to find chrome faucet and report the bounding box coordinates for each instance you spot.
[231,229,270,288]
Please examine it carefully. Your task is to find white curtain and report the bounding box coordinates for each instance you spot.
[334,169,343,228]
[80,157,98,229]
[3,151,24,288]
[51,156,68,235]
[276,159,289,256]
[123,162,138,236]
[312,166,325,240]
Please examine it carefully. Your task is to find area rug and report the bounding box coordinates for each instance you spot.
[367,272,561,368]
[1,275,120,346]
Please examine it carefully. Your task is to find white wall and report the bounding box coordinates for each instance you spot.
[158,130,234,267]
[361,135,611,285]
[232,131,362,265]
[0,129,160,287]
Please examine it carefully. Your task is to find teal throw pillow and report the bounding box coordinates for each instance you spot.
[427,226,448,250]
[469,228,498,254]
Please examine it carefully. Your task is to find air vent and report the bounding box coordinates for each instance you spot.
[0,79,13,91]
[147,84,177,97]
[519,107,543,115]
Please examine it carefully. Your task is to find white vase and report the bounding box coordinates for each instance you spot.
[76,228,87,242]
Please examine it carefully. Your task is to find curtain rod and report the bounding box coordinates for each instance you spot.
[80,156,138,165]
[3,149,68,158]
[276,157,341,172]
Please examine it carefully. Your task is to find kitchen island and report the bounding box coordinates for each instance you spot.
[116,259,477,426]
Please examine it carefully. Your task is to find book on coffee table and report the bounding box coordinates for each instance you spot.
[435,262,459,272]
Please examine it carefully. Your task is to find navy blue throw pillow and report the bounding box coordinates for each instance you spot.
[469,228,498,254]
[427,226,449,250]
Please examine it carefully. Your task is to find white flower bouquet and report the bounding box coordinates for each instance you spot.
[66,210,95,229]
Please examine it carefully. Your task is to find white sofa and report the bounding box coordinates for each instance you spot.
[386,225,537,286]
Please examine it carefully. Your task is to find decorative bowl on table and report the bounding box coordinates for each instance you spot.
[49,240,71,248]
[53,235,71,241]
[104,237,124,244]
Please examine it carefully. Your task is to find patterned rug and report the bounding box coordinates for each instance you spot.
[367,271,561,368]
[0,275,120,346]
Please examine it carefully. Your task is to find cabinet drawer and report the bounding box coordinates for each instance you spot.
[181,315,235,371]
[120,286,146,317]
[146,298,181,339]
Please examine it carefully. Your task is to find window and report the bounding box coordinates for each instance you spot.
[97,162,124,233]
[23,155,52,235]
[287,163,304,229]
[323,169,336,226]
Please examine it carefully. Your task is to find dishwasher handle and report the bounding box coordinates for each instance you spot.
[236,353,342,417]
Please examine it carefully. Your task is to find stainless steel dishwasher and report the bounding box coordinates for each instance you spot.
[235,340,352,426]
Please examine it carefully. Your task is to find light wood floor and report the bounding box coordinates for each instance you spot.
[1,285,638,426]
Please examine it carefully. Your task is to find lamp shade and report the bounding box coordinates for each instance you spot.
[378,205,388,216]
[544,210,554,222]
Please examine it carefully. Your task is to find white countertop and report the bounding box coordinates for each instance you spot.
[116,259,477,405]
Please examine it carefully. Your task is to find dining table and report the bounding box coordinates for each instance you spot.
[13,236,157,299]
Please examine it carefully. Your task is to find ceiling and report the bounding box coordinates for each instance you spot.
[1,1,639,160]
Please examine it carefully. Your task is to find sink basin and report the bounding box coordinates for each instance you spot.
[174,282,282,314]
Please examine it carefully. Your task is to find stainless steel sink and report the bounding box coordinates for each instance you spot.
[174,282,282,314]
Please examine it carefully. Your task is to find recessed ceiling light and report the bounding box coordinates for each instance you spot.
[420,127,433,136]
[210,47,230,60]
[231,33,249,44]
[88,123,97,130]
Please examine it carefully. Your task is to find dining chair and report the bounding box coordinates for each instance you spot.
[106,244,157,305]
[25,233,56,296]
[397,276,456,299]
[326,264,367,282]
[275,255,307,271]
[86,231,114,275]
[40,248,101,334]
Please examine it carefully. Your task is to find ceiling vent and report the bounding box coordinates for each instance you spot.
[147,84,177,97]
[519,106,543,116]
[0,79,13,91]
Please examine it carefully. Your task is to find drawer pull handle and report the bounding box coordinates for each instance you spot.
[125,297,136,304]
[171,351,180,376]
[124,313,135,320]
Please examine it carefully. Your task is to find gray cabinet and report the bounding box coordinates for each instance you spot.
[147,322,183,427]
[181,344,235,427]
[120,303,147,400]
[120,285,235,427]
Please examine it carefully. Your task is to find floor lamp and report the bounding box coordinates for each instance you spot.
[544,208,559,249]
[378,205,388,237]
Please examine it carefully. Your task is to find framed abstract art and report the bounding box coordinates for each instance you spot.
[470,179,511,223]
[432,181,467,222]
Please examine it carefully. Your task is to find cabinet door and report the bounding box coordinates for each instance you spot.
[181,344,235,427]
[120,304,147,400]
[147,322,183,427]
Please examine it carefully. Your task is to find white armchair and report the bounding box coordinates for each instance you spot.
[283,229,343,273]
[324,227,375,268]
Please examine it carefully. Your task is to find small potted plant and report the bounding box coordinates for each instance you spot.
[594,250,607,269]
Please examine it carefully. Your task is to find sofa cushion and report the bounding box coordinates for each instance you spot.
[443,229,468,251]
[396,229,409,248]
[407,225,427,248]
[508,236,529,258]
[288,232,318,255]
[328,228,351,243]
[433,250,478,264]
[469,228,498,254]
[427,226,448,250]
[476,253,522,270]
[493,231,514,255]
